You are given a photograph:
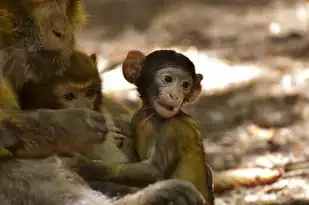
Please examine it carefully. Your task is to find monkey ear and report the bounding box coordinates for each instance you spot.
[122,50,145,84]
[90,53,98,65]
[196,74,203,83]
[187,73,203,102]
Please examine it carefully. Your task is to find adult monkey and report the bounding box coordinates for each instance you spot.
[0,1,207,205]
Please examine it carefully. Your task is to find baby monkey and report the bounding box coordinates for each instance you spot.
[75,50,214,205]
[3,50,131,161]
[124,50,214,204]
[20,51,102,111]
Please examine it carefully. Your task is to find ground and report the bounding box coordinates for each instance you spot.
[78,1,309,204]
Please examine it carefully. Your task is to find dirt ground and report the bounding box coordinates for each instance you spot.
[79,0,309,204]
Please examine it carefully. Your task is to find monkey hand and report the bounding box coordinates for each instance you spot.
[25,108,108,152]
[108,126,121,134]
[68,152,118,181]
[53,108,108,143]
[114,179,206,205]
[106,131,128,148]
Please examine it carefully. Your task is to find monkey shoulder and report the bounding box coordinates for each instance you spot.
[169,111,200,137]
[165,111,203,150]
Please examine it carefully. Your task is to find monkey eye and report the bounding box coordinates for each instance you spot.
[182,82,190,89]
[85,89,96,98]
[63,92,75,101]
[164,75,173,83]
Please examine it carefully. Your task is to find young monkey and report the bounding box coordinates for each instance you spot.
[74,50,214,205]
[3,50,133,162]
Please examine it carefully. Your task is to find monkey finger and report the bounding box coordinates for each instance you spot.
[109,126,121,134]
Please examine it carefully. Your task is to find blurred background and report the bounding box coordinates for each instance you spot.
[77,1,309,204]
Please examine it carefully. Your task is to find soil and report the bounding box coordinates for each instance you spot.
[79,0,309,204]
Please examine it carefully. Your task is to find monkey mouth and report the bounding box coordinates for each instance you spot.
[153,98,179,118]
[158,102,175,111]
[158,102,174,111]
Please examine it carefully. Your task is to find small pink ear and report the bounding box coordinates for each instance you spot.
[122,50,145,84]
[90,53,97,65]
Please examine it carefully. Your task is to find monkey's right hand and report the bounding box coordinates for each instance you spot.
[24,108,108,151]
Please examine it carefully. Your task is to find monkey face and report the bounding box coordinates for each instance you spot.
[22,0,74,52]
[152,67,193,118]
[55,83,98,109]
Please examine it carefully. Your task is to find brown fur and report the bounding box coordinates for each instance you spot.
[19,50,102,111]
[0,0,85,90]
[17,50,138,197]
[0,156,205,205]
[0,0,109,160]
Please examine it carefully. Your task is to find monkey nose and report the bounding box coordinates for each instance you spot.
[169,93,179,100]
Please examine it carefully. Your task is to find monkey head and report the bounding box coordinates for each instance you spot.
[20,51,102,111]
[122,50,203,118]
[9,0,85,53]
[54,52,102,110]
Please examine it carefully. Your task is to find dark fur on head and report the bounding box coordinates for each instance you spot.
[135,50,197,104]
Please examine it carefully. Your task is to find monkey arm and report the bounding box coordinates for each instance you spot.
[75,128,180,187]
[0,108,107,157]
